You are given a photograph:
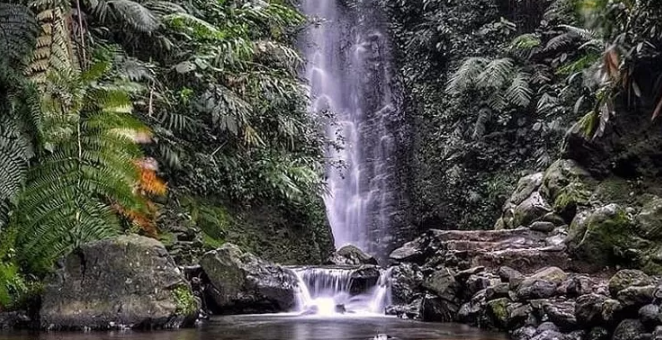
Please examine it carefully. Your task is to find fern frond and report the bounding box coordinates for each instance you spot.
[27,5,77,86]
[0,3,39,67]
[536,93,559,115]
[510,34,541,51]
[162,12,221,39]
[446,57,489,94]
[89,0,161,33]
[477,58,516,89]
[503,71,533,107]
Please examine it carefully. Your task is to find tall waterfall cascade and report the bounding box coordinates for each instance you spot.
[293,267,392,316]
[301,0,405,260]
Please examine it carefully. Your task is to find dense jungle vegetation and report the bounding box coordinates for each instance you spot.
[1,0,662,315]
[0,0,332,309]
[384,0,662,232]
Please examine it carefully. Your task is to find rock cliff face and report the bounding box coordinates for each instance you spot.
[40,235,198,330]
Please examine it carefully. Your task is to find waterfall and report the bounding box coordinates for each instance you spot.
[293,267,392,316]
[301,0,404,260]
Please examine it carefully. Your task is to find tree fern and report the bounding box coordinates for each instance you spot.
[14,62,151,271]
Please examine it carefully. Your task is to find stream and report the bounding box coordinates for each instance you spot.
[2,315,507,340]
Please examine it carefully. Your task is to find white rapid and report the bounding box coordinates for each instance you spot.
[301,0,404,260]
[293,267,392,316]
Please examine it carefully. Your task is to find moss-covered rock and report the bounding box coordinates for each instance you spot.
[608,270,653,297]
[636,196,662,240]
[487,298,511,329]
[566,204,638,269]
[542,159,595,200]
[552,181,592,220]
[40,235,198,330]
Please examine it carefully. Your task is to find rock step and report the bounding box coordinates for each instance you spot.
[430,228,548,244]
[447,247,571,274]
[441,239,547,252]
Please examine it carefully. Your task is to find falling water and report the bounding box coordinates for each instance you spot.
[301,0,404,260]
[293,267,392,316]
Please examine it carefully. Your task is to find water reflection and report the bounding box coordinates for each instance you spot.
[2,315,507,340]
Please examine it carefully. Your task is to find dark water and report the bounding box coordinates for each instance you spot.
[1,315,506,340]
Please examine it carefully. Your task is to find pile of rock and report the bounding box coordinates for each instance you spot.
[386,258,662,340]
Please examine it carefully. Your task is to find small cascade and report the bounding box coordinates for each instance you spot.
[293,267,391,316]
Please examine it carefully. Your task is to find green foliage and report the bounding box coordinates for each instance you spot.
[0,3,41,230]
[14,62,151,272]
[172,285,196,315]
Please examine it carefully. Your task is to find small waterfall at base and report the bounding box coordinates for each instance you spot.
[293,267,392,316]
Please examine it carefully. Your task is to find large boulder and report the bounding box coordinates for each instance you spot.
[40,235,198,330]
[566,204,643,269]
[575,293,609,326]
[200,243,299,313]
[326,245,378,266]
[509,173,545,207]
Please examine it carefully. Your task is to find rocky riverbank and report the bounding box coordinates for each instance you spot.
[385,228,662,340]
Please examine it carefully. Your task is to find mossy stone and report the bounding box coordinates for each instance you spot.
[487,298,511,329]
[567,204,637,268]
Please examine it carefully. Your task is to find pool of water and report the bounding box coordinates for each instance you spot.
[2,315,507,340]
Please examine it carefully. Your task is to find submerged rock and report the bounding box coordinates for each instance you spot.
[326,245,378,266]
[40,235,198,330]
[200,243,299,314]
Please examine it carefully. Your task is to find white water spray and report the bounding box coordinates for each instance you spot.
[293,267,392,316]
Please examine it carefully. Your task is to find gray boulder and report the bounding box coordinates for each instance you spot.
[543,301,577,331]
[326,245,378,266]
[421,293,457,322]
[389,237,426,264]
[390,263,423,304]
[639,304,659,328]
[608,269,652,297]
[612,319,646,340]
[40,235,198,330]
[575,293,609,326]
[616,285,655,309]
[200,243,299,313]
[530,221,556,233]
[512,192,552,228]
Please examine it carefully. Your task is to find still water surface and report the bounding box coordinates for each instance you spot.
[1,315,506,340]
